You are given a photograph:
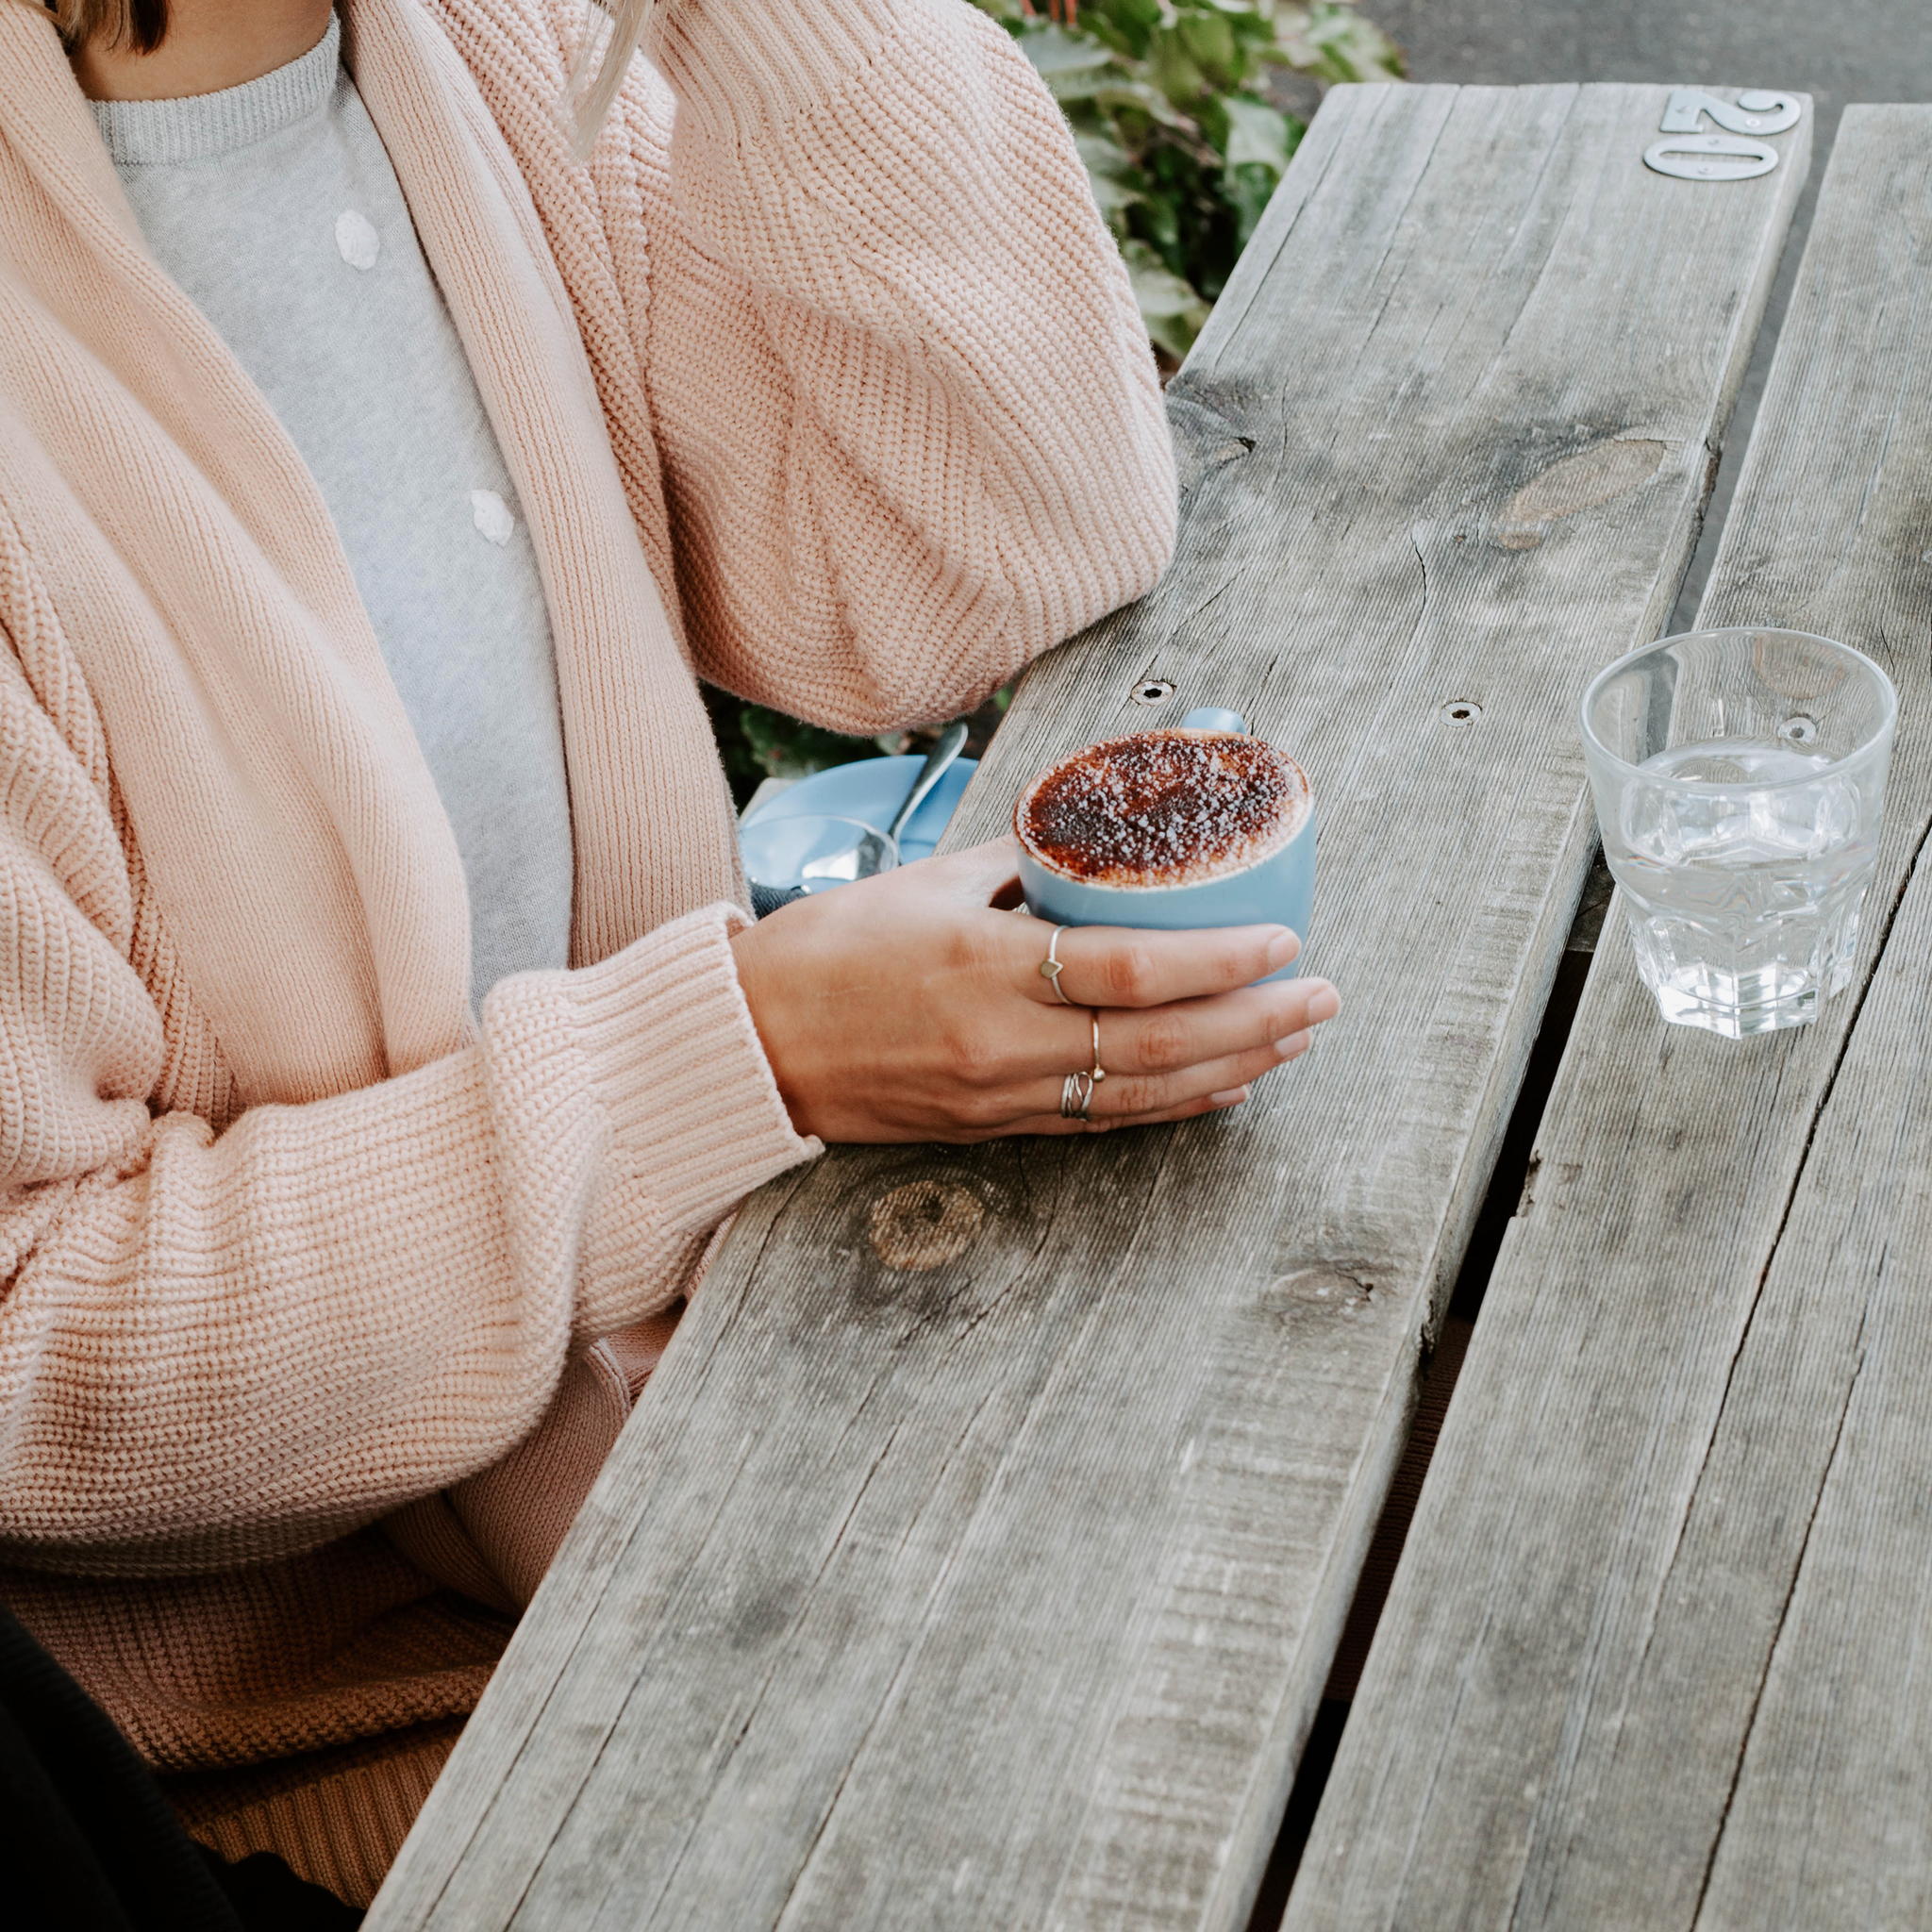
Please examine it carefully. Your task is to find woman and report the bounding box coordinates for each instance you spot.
[0,0,1341,1900]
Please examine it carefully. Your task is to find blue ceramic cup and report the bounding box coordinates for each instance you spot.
[1012,710,1316,982]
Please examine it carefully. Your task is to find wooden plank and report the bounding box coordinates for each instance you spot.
[366,84,1802,1932]
[1287,104,1932,1931]
[1693,839,1932,1929]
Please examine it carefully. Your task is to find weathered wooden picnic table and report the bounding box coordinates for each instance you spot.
[366,82,1816,1930]
[1291,103,1932,1932]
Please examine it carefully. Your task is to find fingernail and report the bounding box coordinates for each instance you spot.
[1265,928,1302,970]
[1274,1030,1311,1059]
[1209,1086,1250,1107]
[1306,985,1341,1024]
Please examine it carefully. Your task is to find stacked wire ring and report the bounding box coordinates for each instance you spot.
[1040,926,1074,1004]
[1044,941,1105,1118]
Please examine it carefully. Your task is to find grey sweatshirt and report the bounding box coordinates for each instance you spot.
[91,11,575,1006]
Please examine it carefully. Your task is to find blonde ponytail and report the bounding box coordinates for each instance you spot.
[561,0,653,158]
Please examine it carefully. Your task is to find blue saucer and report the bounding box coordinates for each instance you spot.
[741,755,977,864]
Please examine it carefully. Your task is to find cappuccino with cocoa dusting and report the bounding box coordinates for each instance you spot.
[1015,729,1310,889]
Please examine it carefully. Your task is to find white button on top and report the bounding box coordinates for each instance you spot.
[471,490,515,546]
[335,209,380,271]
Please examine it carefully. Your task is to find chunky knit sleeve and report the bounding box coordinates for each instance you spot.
[0,633,814,1574]
[436,0,1168,735]
[633,0,1176,731]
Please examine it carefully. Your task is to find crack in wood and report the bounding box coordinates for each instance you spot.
[1706,804,1932,1455]
[1686,1325,1871,1930]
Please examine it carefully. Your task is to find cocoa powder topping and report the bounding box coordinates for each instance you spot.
[1015,730,1307,887]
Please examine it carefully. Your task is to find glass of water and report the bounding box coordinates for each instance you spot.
[1581,627,1896,1038]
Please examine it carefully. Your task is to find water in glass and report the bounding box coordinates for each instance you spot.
[1616,739,1871,1036]
[1581,628,1896,1039]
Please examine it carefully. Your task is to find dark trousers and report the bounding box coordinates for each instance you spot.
[0,1604,361,1931]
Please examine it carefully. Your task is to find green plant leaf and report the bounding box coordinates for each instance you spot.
[1174,10,1241,88]
[1220,92,1292,170]
[1274,1,1405,82]
[1088,77,1205,139]
[1016,21,1121,92]
[1122,238,1211,358]
[738,705,885,783]
[1074,132,1145,218]
[1074,129,1139,178]
[1220,159,1277,246]
[1094,0,1163,58]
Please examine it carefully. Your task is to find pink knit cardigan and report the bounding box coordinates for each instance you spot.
[0,0,1173,1893]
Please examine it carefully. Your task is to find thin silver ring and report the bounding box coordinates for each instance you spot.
[1040,926,1074,1004]
[1060,1071,1094,1120]
[1091,1008,1107,1082]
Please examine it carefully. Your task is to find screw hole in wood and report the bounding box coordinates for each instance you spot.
[1441,700,1482,726]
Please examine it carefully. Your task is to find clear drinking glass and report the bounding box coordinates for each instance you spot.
[1581,628,1896,1038]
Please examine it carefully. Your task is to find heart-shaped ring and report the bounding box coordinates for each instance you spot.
[1040,926,1074,1004]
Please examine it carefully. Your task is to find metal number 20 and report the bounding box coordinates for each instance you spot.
[1645,88,1799,182]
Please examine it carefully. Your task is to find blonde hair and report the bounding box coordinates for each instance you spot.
[562,0,653,158]
[45,0,169,53]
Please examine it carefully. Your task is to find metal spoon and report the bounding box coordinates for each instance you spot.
[787,722,968,886]
[741,721,971,913]
[803,719,968,888]
[885,719,971,850]
[797,818,897,888]
[741,814,898,907]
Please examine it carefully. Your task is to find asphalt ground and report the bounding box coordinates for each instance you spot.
[1366,0,1930,126]
[1359,0,1932,625]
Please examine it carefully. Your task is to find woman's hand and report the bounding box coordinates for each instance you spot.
[729,840,1341,1143]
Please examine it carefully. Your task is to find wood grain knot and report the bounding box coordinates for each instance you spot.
[868,1181,985,1272]
[1494,438,1668,549]
[1167,393,1255,493]
[1751,628,1854,701]
[1260,1267,1377,1323]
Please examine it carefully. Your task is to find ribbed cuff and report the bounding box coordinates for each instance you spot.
[482,905,819,1341]
[642,0,899,138]
[563,902,817,1231]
